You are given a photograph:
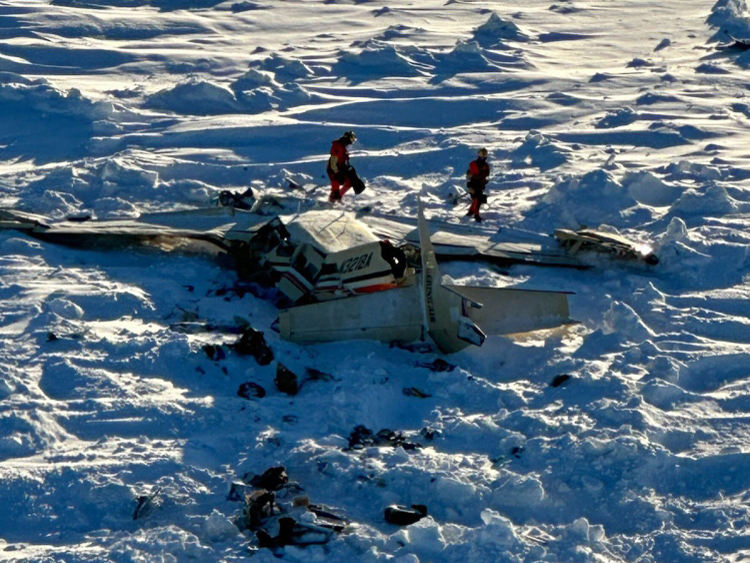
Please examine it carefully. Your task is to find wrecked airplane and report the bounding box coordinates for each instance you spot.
[278,204,573,354]
[0,197,576,354]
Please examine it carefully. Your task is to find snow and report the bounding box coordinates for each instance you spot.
[1,0,750,562]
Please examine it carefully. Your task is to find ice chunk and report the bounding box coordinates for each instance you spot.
[145,80,241,115]
[473,13,530,45]
[202,510,239,543]
[623,171,682,206]
[603,301,655,342]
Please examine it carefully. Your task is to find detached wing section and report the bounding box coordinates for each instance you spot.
[0,207,271,249]
[362,213,584,269]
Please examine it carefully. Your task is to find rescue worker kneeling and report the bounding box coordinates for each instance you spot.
[327,130,365,202]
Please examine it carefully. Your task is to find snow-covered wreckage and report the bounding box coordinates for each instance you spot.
[0,199,576,354]
[554,227,659,265]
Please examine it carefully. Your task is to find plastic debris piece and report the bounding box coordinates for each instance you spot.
[550,374,572,388]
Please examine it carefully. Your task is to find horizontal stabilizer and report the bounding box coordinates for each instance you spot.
[446,285,572,335]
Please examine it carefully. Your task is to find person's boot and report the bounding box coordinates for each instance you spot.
[474,214,482,222]
[329,189,341,202]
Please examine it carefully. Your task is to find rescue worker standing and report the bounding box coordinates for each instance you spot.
[327,130,357,202]
[466,148,490,222]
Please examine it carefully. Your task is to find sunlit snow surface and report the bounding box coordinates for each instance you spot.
[2,0,750,561]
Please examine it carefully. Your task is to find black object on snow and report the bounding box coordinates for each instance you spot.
[238,381,266,399]
[376,428,420,450]
[347,425,376,449]
[402,387,432,398]
[384,504,428,526]
[133,487,162,520]
[232,327,274,365]
[240,468,344,551]
[550,374,573,388]
[305,367,335,382]
[249,467,289,491]
[218,187,255,210]
[275,363,299,395]
[202,343,226,361]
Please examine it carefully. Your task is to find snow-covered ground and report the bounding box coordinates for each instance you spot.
[2,0,750,561]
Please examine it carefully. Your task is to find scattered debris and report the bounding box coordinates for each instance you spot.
[238,467,348,552]
[402,387,432,398]
[384,504,428,526]
[347,425,421,451]
[238,381,266,399]
[45,331,82,342]
[203,343,226,361]
[416,358,456,372]
[275,364,336,395]
[256,516,334,549]
[550,374,573,388]
[228,481,250,501]
[133,487,162,520]
[304,367,335,382]
[218,187,255,210]
[244,489,278,528]
[231,327,274,365]
[275,363,300,395]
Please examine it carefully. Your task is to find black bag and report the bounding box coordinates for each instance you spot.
[347,167,367,194]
